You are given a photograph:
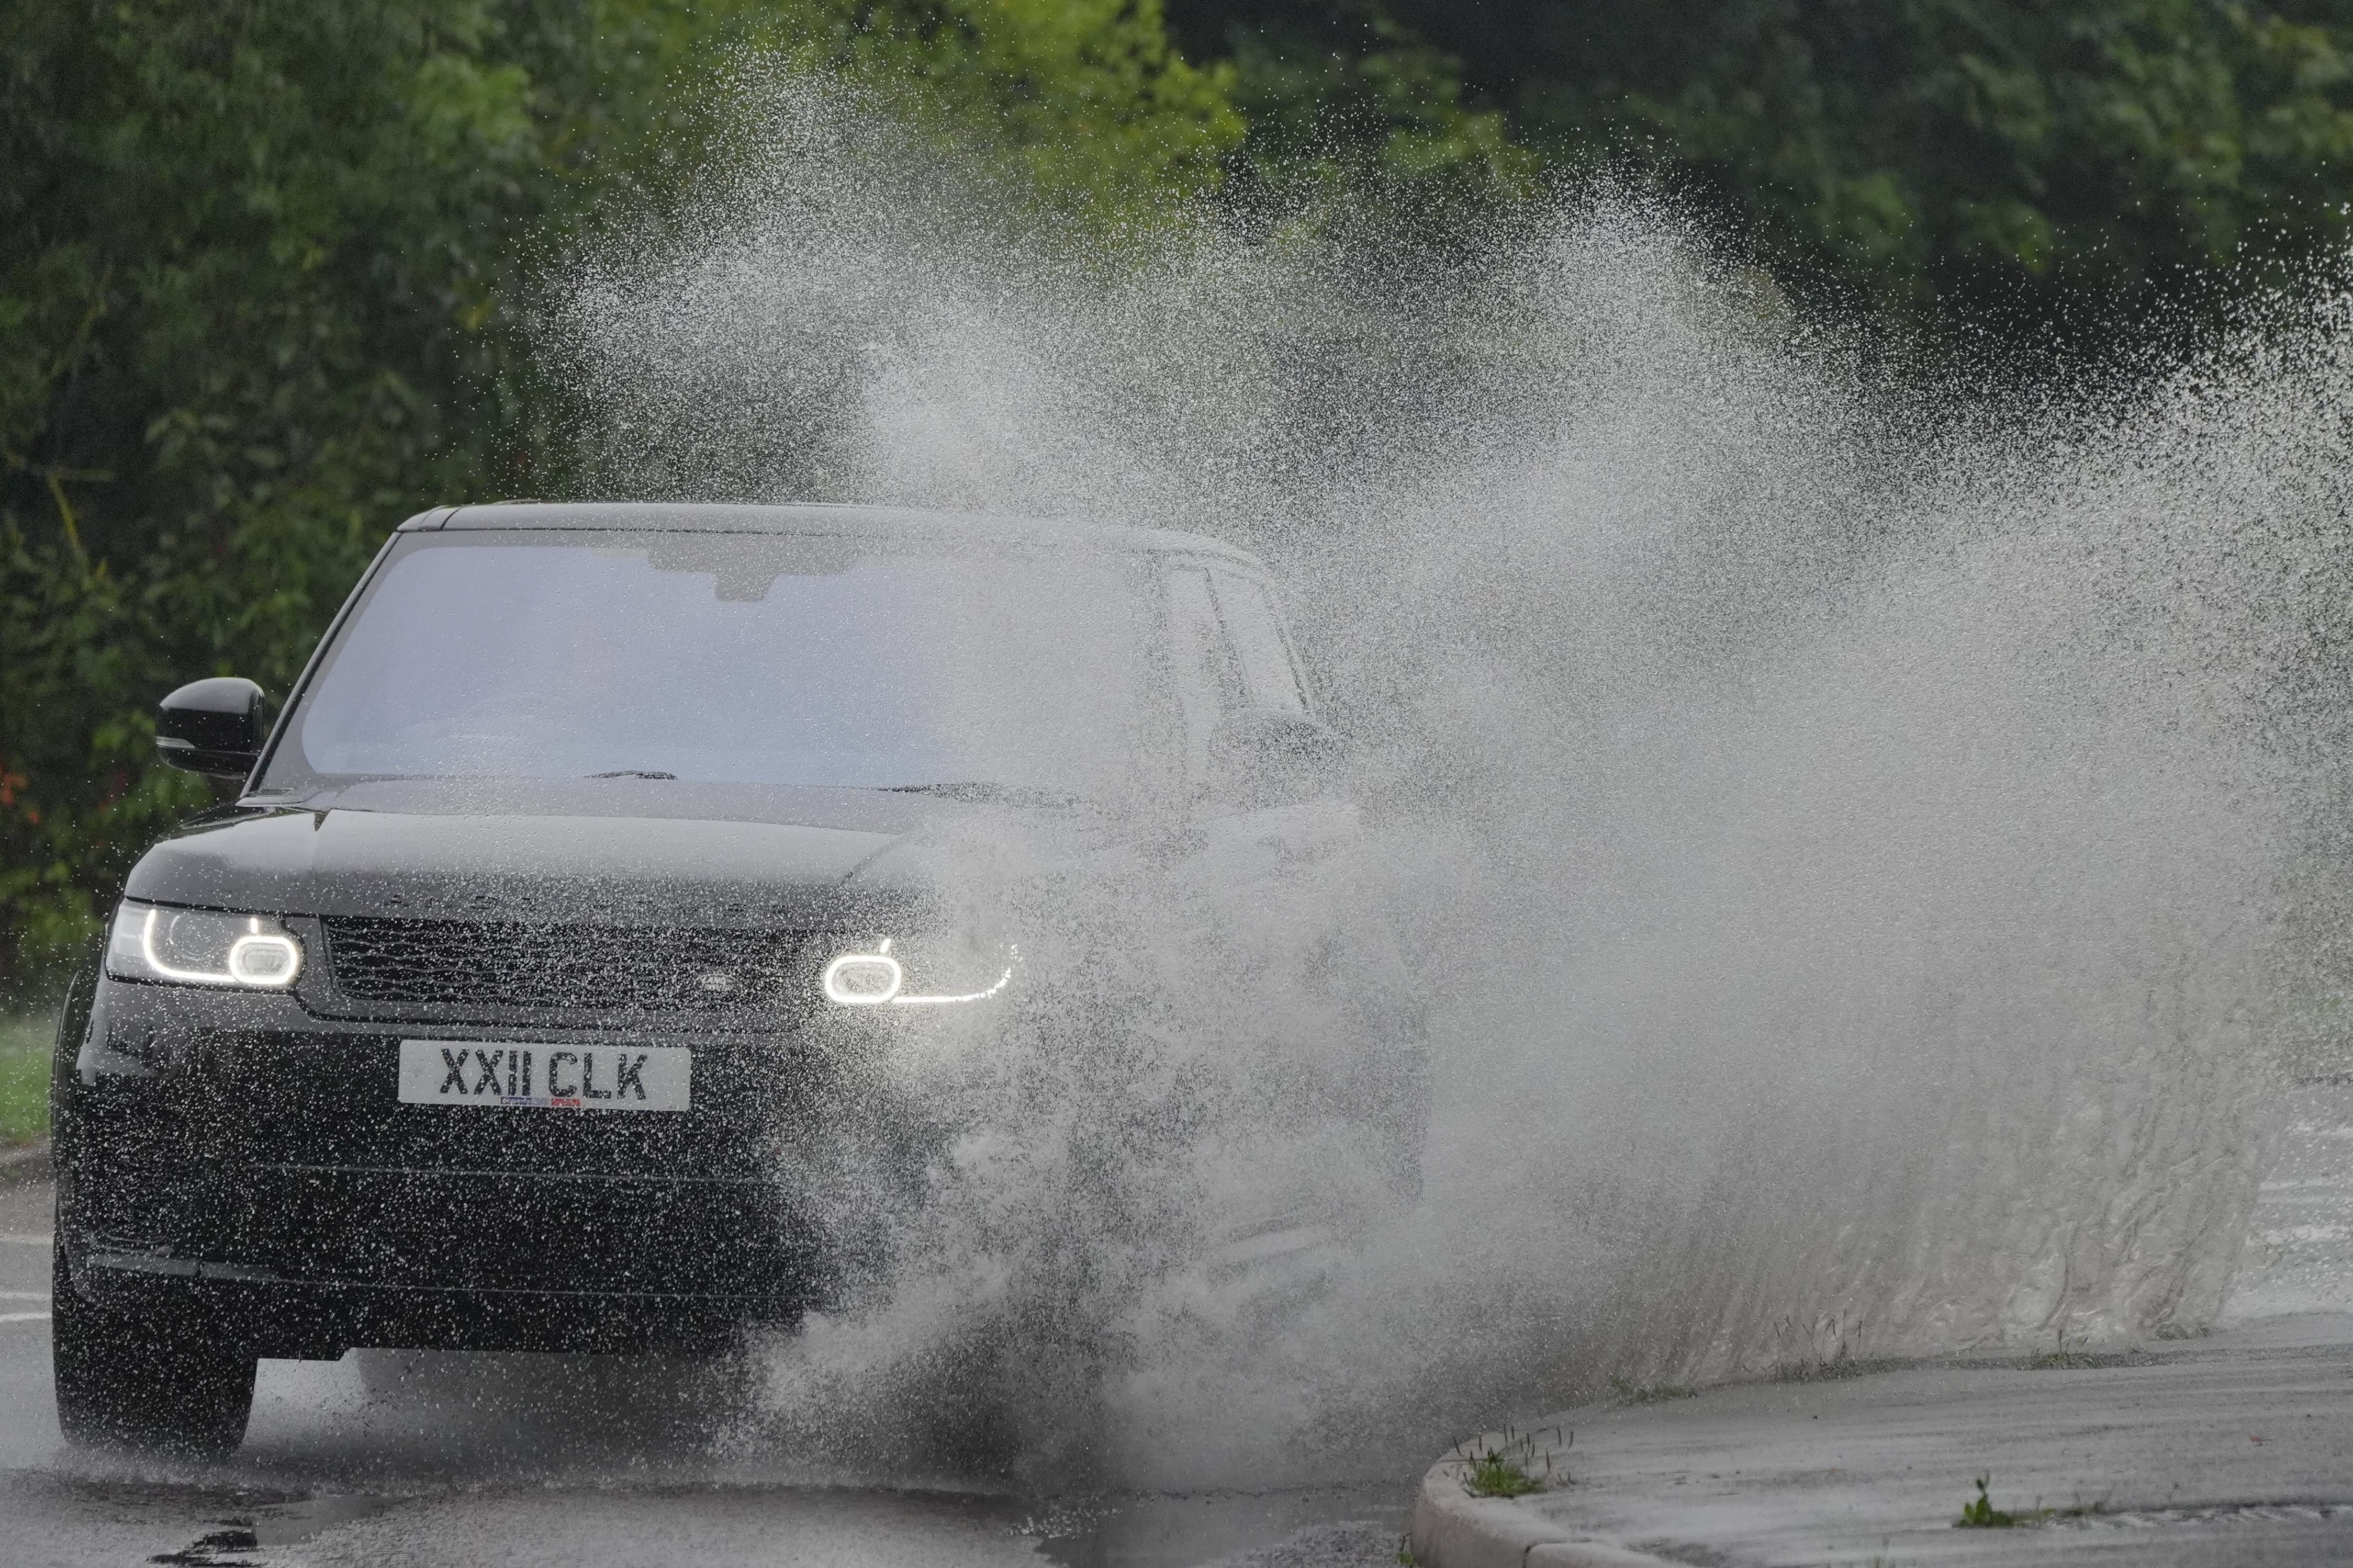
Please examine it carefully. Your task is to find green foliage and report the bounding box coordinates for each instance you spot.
[1462,1446,1547,1498]
[1454,1426,1561,1497]
[15,0,2353,992]
[0,0,1239,998]
[841,0,1242,210]
[1173,1,2353,346]
[1524,0,2353,343]
[2028,1329,2098,1368]
[1955,1475,2020,1528]
[0,1012,49,1145]
[1608,1375,1697,1404]
[3,0,572,994]
[1168,0,1537,219]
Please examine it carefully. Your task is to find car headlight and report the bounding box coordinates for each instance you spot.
[820,933,1017,1008]
[106,900,304,989]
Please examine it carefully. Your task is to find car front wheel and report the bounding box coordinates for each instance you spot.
[51,1244,257,1457]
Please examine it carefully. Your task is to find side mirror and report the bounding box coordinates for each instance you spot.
[1203,708,1349,808]
[156,678,268,781]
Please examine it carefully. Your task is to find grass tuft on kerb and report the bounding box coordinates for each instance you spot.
[1453,1425,1567,1497]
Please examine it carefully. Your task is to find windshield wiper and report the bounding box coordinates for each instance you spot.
[881,781,1082,807]
[588,770,677,780]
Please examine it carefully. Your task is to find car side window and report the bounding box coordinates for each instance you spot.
[1167,566,1243,775]
[1211,572,1309,715]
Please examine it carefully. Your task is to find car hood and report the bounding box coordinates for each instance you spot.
[121,777,1052,927]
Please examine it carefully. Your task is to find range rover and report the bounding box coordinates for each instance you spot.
[48,502,1426,1454]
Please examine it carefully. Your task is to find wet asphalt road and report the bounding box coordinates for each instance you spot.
[0,1175,1407,1568]
[9,1082,2351,1567]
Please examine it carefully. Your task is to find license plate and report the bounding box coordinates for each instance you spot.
[397,1040,691,1112]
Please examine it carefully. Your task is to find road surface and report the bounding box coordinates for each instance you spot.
[0,1173,1406,1568]
[6,1080,2349,1566]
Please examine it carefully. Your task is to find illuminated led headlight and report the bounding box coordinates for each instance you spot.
[822,947,905,1006]
[820,935,1016,1008]
[106,900,304,989]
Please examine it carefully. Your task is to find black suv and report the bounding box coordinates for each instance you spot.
[50,503,1426,1454]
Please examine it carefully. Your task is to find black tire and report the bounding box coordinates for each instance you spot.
[51,1245,256,1457]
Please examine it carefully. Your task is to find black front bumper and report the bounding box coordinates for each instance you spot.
[65,1251,793,1357]
[55,975,913,1357]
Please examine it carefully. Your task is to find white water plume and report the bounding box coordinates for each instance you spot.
[548,69,2353,1490]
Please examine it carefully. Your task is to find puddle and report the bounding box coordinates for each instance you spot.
[149,1494,402,1566]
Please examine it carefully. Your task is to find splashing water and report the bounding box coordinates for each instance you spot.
[548,69,2353,1491]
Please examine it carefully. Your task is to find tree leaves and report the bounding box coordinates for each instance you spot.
[1175,0,2353,346]
[0,0,1243,995]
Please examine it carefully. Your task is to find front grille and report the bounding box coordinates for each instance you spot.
[323,917,795,1012]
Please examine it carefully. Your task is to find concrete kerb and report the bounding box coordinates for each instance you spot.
[1409,1452,1679,1568]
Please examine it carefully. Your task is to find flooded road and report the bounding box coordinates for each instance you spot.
[0,1178,1406,1568]
[5,1066,2348,1566]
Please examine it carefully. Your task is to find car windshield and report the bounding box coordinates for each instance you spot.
[263,532,1151,795]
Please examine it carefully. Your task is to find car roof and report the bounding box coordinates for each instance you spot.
[399,501,1271,573]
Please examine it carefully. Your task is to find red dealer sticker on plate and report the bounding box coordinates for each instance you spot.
[396,1040,691,1111]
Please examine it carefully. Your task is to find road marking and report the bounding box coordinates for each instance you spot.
[0,1312,50,1324]
[0,1290,48,1301]
[0,1233,52,1247]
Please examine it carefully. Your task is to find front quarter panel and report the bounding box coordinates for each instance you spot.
[122,807,321,911]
